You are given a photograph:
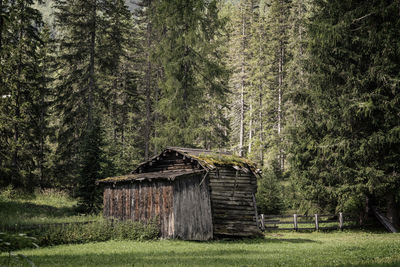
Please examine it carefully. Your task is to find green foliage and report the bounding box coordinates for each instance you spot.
[256,163,285,214]
[0,232,38,267]
[0,187,98,230]
[290,0,400,216]
[152,0,229,149]
[76,120,105,214]
[0,0,51,191]
[29,220,159,247]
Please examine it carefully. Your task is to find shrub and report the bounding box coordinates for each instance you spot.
[256,164,285,215]
[27,219,159,246]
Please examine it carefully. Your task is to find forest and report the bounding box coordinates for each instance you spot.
[0,0,399,225]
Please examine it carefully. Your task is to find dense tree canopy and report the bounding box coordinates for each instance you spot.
[0,0,399,222]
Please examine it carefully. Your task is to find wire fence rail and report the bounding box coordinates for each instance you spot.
[258,213,359,231]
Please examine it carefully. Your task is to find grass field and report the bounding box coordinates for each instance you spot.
[1,231,399,267]
[0,188,99,229]
[2,188,400,267]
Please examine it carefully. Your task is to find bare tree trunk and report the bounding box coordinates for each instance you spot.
[88,0,96,127]
[0,0,3,52]
[13,1,25,186]
[278,42,283,170]
[239,5,245,157]
[248,101,252,154]
[144,15,152,160]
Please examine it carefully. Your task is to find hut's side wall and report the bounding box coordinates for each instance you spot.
[209,167,260,237]
[103,180,174,238]
[173,174,213,240]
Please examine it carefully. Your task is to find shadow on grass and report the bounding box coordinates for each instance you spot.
[0,200,76,226]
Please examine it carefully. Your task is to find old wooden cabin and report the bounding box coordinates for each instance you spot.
[97,147,261,240]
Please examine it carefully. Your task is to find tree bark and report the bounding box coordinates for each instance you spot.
[0,0,3,52]
[144,10,152,160]
[88,0,96,128]
[248,101,252,154]
[239,4,245,157]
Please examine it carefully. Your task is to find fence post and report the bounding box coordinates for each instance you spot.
[339,212,343,231]
[315,214,319,231]
[294,214,298,231]
[261,214,265,231]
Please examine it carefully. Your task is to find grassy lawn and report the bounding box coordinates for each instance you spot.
[2,231,399,267]
[0,188,99,229]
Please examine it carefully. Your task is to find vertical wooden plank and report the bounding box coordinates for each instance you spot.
[126,186,130,220]
[148,184,153,222]
[339,212,343,230]
[142,183,148,222]
[121,187,126,220]
[252,193,259,226]
[137,183,142,222]
[315,214,319,231]
[261,214,265,231]
[130,185,134,220]
[293,214,298,231]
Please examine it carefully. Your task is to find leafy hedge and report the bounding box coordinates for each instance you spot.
[23,220,159,247]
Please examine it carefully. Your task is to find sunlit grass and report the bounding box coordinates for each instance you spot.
[2,231,400,266]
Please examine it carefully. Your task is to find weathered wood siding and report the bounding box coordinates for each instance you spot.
[135,151,200,173]
[209,167,260,237]
[173,174,213,240]
[103,180,175,238]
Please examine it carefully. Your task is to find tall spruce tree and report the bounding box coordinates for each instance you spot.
[53,0,102,189]
[290,1,400,222]
[152,0,229,149]
[0,0,49,190]
[99,0,142,174]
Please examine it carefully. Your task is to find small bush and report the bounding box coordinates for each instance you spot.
[27,219,159,246]
[256,164,285,215]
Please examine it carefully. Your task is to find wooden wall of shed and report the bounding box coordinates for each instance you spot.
[209,167,260,237]
[103,180,174,238]
[173,174,213,240]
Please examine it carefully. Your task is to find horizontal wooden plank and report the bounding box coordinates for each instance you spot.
[212,204,254,211]
[209,179,255,185]
[210,185,257,191]
[213,208,255,215]
[211,195,253,201]
[214,219,258,226]
[213,214,256,220]
[211,199,254,207]
[211,191,252,197]
[210,186,256,192]
[211,175,254,180]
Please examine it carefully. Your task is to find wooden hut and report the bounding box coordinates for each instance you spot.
[97,147,261,240]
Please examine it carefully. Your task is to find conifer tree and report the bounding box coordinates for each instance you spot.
[76,118,104,213]
[152,0,229,149]
[291,0,400,220]
[0,0,49,190]
[53,0,102,188]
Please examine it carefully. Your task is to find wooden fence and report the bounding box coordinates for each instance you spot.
[258,213,358,231]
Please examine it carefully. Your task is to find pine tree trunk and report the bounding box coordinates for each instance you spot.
[248,101,252,154]
[239,5,245,157]
[259,84,264,166]
[13,2,25,186]
[0,0,3,52]
[88,0,96,127]
[144,17,152,160]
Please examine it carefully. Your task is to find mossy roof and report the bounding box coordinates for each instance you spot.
[97,169,205,184]
[132,147,260,175]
